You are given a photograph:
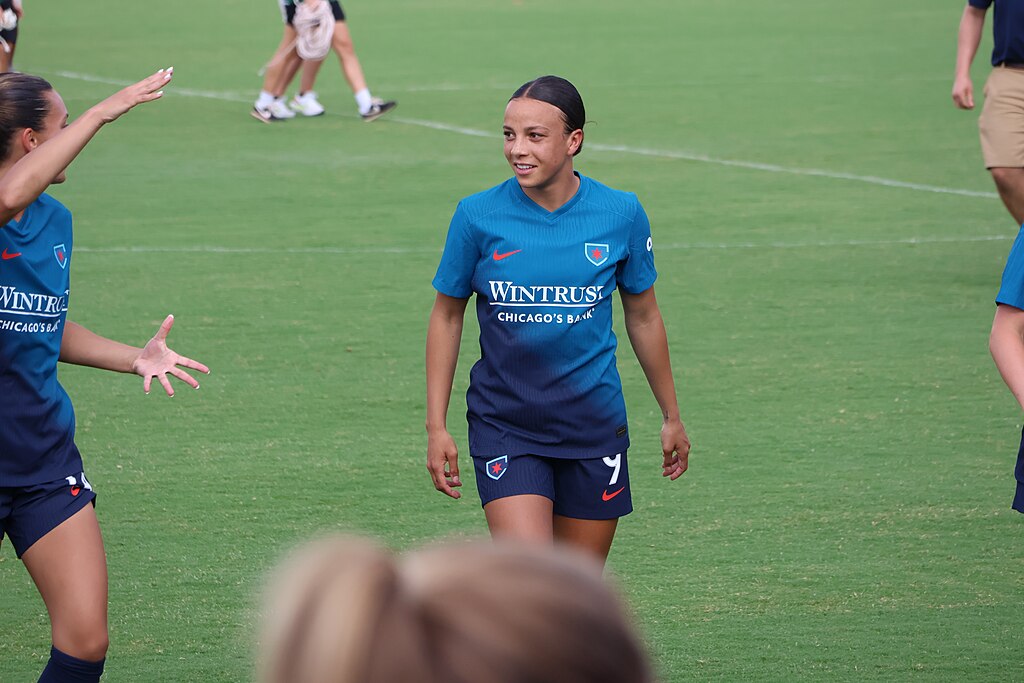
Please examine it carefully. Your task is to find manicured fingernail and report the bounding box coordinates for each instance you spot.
[194,384,200,390]
[158,69,164,73]
[167,66,174,72]
[164,73,171,80]
[156,91,164,96]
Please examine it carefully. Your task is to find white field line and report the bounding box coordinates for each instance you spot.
[73,234,1012,256]
[51,70,999,201]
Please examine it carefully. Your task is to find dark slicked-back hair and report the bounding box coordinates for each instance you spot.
[0,72,53,162]
[510,75,585,156]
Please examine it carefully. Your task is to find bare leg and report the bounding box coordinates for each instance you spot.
[22,505,109,662]
[299,58,326,94]
[990,167,1024,226]
[261,26,300,97]
[273,51,303,98]
[0,41,15,73]
[483,494,554,543]
[331,21,368,93]
[553,515,618,566]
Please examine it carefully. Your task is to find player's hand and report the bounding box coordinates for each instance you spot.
[132,314,210,396]
[427,428,462,499]
[90,68,173,124]
[952,75,974,109]
[661,418,690,481]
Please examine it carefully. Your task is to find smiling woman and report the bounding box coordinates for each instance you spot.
[425,75,692,565]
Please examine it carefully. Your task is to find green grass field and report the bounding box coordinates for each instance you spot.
[2,0,1022,680]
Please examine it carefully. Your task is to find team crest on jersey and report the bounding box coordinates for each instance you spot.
[585,243,609,266]
[53,244,68,269]
[486,455,509,481]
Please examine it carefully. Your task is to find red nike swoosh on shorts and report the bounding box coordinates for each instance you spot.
[1,248,21,259]
[493,249,522,261]
[602,487,625,502]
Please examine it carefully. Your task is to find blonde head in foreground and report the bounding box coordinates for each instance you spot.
[259,536,654,683]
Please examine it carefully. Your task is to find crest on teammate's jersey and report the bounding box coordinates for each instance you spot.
[585,243,609,266]
[53,244,68,269]
[486,455,509,481]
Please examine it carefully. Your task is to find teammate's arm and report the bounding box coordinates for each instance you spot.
[0,69,171,226]
[952,4,987,110]
[990,304,1024,410]
[426,292,469,498]
[60,315,209,396]
[620,286,690,480]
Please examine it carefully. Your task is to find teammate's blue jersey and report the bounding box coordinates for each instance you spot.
[433,173,657,459]
[998,224,1024,309]
[0,193,80,486]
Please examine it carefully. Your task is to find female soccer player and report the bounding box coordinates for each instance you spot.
[425,75,691,564]
[989,226,1024,513]
[251,0,396,122]
[0,0,22,73]
[0,69,209,682]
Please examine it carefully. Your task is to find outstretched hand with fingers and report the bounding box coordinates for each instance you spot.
[661,418,691,481]
[427,428,463,499]
[132,315,210,396]
[91,68,175,124]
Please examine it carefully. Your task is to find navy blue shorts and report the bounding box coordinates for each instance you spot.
[472,452,632,520]
[0,471,96,558]
[1013,426,1024,514]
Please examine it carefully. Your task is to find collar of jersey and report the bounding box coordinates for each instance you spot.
[510,172,587,221]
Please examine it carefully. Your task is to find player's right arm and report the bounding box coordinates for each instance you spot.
[991,304,1024,410]
[0,69,172,226]
[952,4,987,110]
[425,292,468,499]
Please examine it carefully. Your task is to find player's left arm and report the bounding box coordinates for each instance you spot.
[620,286,690,480]
[60,314,209,396]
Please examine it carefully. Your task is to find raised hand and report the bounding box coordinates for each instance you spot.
[91,68,174,124]
[132,314,210,396]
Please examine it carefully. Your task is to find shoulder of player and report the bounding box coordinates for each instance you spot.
[578,175,642,221]
[35,193,72,222]
[456,178,520,223]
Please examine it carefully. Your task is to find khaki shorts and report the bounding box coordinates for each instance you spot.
[980,66,1024,168]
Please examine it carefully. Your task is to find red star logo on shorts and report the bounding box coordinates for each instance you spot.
[491,461,503,476]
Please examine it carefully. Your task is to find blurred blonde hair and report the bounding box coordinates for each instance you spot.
[259,536,654,683]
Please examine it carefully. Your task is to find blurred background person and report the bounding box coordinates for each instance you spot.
[258,535,655,683]
[252,0,396,123]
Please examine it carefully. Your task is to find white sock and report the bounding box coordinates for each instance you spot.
[256,90,275,108]
[354,88,373,115]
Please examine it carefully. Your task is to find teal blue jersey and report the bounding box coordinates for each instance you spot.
[0,194,80,486]
[433,174,657,459]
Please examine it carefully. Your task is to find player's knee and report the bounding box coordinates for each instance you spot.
[332,35,355,56]
[990,166,1024,189]
[58,626,109,662]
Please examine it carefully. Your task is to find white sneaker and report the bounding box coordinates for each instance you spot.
[290,91,325,117]
[268,98,296,120]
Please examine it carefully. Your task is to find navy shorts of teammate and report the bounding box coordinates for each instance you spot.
[0,0,17,46]
[279,0,345,25]
[473,451,632,520]
[0,471,96,558]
